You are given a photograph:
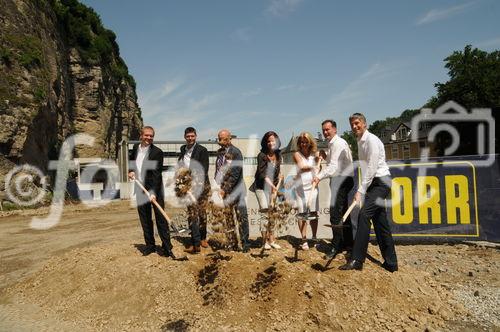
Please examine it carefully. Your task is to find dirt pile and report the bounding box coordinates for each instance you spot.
[4,241,471,331]
[0,201,498,331]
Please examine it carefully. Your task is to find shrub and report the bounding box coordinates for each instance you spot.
[34,87,47,103]
[0,47,13,65]
[19,48,43,68]
[47,0,136,86]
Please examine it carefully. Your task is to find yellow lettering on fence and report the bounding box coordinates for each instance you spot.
[391,177,413,224]
[417,176,441,224]
[445,175,470,224]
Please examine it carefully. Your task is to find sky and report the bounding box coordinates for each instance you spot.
[80,0,500,143]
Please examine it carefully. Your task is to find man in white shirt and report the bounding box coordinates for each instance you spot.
[339,113,398,272]
[128,126,175,259]
[313,120,354,259]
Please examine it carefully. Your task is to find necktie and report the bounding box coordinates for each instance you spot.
[216,150,225,172]
[215,149,226,184]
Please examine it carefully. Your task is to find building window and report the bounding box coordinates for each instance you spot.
[398,127,407,140]
[391,145,398,159]
[403,144,410,159]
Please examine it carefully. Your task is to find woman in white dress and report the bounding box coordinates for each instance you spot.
[293,132,321,250]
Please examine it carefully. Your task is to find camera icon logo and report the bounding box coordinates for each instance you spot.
[411,100,495,167]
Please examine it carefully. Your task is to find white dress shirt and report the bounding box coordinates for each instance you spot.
[317,135,354,180]
[357,130,390,194]
[183,143,196,168]
[136,144,150,180]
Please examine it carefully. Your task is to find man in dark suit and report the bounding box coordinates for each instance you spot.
[128,126,175,258]
[215,129,250,252]
[178,127,210,254]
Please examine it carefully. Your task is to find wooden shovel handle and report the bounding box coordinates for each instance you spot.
[134,178,172,223]
[342,201,358,222]
[306,156,322,209]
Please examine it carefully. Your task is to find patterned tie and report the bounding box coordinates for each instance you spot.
[215,149,226,184]
[216,150,225,172]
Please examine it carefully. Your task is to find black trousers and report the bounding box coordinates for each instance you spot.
[235,200,250,247]
[224,195,249,248]
[187,184,209,246]
[329,176,354,250]
[351,176,397,266]
[136,191,172,250]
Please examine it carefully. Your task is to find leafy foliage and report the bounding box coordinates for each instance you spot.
[0,47,13,66]
[341,131,358,160]
[33,86,47,103]
[427,45,500,110]
[46,0,135,86]
[4,34,44,69]
[354,46,500,157]
[426,45,500,154]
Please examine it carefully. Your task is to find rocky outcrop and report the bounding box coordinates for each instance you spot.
[0,0,142,178]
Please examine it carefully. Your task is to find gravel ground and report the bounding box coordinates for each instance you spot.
[0,201,498,331]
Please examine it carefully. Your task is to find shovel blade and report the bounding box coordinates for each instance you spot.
[323,224,349,229]
[297,212,318,221]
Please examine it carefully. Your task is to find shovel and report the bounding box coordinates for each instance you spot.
[323,200,357,230]
[133,178,189,261]
[212,188,242,251]
[285,247,303,263]
[251,246,269,259]
[253,175,284,259]
[186,190,202,234]
[265,175,284,235]
[269,175,284,210]
[317,200,358,271]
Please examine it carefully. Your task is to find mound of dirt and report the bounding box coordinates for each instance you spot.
[4,241,469,331]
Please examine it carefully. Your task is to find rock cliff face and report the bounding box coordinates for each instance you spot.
[0,0,142,179]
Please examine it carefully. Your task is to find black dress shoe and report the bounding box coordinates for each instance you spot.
[382,262,398,272]
[324,248,340,260]
[339,259,363,270]
[165,249,177,260]
[142,246,156,256]
[242,246,250,253]
[163,248,177,260]
[341,244,353,252]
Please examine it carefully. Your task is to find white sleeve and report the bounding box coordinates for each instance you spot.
[318,143,342,180]
[358,138,379,194]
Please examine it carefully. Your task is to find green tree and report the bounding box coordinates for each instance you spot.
[426,45,500,154]
[44,0,136,86]
[429,45,500,109]
[341,131,358,160]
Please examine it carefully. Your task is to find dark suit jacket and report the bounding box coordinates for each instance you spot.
[129,143,164,197]
[178,143,210,183]
[216,144,246,196]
